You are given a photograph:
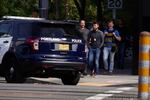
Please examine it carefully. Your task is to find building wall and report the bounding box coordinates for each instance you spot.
[142,0,150,31]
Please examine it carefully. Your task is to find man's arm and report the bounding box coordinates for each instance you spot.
[87,31,91,47]
[113,30,121,41]
[99,31,104,48]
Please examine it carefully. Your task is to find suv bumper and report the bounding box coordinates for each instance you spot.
[37,60,86,71]
[21,54,86,76]
[22,57,86,72]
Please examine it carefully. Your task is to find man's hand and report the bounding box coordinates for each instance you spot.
[113,32,121,41]
[104,32,108,34]
[112,32,116,36]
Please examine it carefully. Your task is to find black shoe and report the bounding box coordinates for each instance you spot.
[108,72,113,75]
[103,70,108,75]
[90,70,95,76]
[83,72,87,76]
[80,74,84,78]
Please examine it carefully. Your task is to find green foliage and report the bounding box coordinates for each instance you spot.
[67,0,80,20]
[85,0,97,21]
[0,0,135,32]
[49,0,79,20]
[0,0,38,17]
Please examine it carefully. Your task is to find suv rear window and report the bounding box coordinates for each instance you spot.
[17,22,80,38]
[39,28,65,38]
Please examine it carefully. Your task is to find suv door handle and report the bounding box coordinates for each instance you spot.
[3,40,9,43]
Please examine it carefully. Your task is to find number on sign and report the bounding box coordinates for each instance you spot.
[108,0,115,8]
[115,0,122,8]
[108,0,122,9]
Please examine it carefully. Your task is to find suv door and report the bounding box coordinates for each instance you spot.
[0,22,13,64]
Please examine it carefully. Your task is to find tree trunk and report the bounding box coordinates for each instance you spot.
[96,0,103,22]
[64,0,69,19]
[73,0,86,20]
[55,0,60,19]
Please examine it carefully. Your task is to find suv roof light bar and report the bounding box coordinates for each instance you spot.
[3,16,45,20]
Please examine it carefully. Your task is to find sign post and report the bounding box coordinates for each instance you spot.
[112,9,116,19]
[108,0,123,19]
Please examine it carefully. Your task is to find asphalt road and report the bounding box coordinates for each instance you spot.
[0,74,139,100]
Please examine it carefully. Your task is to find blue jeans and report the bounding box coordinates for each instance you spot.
[88,47,100,74]
[84,45,89,74]
[103,47,116,72]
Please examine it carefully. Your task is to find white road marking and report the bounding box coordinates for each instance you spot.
[85,94,113,100]
[85,87,134,100]
[116,87,133,91]
[105,90,123,93]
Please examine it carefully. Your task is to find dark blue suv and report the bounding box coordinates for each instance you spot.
[0,16,86,85]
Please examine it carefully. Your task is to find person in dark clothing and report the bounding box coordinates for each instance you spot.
[87,21,104,76]
[78,20,89,75]
[116,19,128,69]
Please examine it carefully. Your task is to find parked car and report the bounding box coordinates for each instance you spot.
[0,16,86,85]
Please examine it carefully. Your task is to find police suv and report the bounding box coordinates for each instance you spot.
[0,16,86,85]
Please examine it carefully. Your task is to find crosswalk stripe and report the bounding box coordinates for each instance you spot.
[105,90,123,93]
[78,82,112,87]
[116,87,133,91]
[85,94,113,100]
[85,87,134,100]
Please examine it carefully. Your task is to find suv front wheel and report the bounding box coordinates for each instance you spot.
[3,56,25,83]
[61,71,80,85]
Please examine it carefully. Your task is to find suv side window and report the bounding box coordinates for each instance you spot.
[17,23,32,38]
[0,23,11,38]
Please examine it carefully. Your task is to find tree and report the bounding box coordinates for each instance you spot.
[0,0,38,17]
[73,0,104,21]
[73,0,86,20]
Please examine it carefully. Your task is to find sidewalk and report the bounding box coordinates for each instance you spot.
[80,68,139,100]
[30,68,138,87]
[29,68,139,100]
[79,69,138,87]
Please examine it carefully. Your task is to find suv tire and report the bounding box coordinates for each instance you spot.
[3,56,25,83]
[61,71,80,85]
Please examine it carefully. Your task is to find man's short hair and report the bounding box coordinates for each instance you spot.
[107,19,115,24]
[93,21,99,25]
[80,20,85,23]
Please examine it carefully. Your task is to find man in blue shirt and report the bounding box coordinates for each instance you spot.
[103,20,121,74]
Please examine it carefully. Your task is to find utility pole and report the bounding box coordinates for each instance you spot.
[39,0,49,19]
